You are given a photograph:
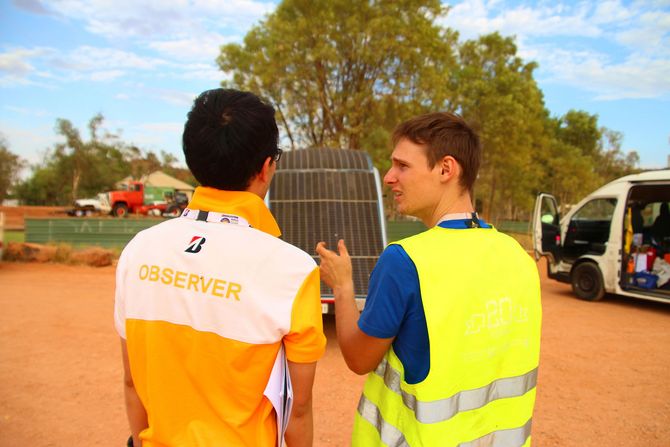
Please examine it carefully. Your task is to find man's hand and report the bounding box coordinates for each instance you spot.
[316,239,393,374]
[315,239,354,293]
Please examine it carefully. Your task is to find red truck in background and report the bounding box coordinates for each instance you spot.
[104,181,188,217]
[71,181,189,217]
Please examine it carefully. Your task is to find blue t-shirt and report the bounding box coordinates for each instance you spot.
[358,218,491,384]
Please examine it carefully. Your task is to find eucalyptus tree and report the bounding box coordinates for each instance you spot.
[454,32,547,220]
[218,0,458,159]
[0,135,26,202]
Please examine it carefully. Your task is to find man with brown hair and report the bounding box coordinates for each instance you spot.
[317,112,542,446]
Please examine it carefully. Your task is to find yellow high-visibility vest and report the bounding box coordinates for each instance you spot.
[353,225,542,447]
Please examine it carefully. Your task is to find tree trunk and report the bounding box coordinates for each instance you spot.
[487,175,497,224]
[72,169,81,203]
[275,103,295,150]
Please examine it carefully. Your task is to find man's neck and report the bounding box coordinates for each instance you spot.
[245,178,269,200]
[423,193,474,227]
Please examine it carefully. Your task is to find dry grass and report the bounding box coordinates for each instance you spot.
[2,242,118,267]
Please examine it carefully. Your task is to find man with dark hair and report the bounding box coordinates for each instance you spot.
[115,88,326,447]
[317,112,542,446]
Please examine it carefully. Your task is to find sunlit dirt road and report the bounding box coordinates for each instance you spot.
[1,260,668,446]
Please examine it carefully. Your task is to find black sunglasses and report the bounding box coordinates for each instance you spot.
[274,147,283,163]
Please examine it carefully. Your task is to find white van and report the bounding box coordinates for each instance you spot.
[532,169,670,303]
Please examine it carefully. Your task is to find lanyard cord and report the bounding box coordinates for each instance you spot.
[437,212,482,228]
[181,207,251,227]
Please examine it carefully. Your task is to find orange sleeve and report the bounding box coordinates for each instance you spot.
[284,267,326,363]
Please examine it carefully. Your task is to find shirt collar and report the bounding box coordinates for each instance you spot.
[436,212,491,229]
[186,186,281,237]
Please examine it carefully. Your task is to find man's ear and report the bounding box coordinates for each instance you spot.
[246,156,276,198]
[439,156,459,182]
[257,156,274,184]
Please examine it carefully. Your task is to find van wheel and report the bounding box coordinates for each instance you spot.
[571,262,605,301]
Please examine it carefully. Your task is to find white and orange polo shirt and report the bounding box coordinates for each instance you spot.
[114,186,326,446]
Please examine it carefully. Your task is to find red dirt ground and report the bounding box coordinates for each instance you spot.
[0,259,669,446]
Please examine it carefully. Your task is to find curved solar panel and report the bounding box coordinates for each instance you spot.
[269,148,387,307]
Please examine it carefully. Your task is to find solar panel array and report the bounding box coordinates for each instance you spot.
[270,149,385,298]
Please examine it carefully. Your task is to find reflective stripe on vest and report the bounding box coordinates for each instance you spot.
[371,358,538,424]
[458,418,532,447]
[358,394,533,447]
[358,397,409,447]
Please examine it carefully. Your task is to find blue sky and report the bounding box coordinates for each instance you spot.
[1,0,669,173]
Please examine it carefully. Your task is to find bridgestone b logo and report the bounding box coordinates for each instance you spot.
[185,236,206,253]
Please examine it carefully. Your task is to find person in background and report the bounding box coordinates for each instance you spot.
[652,202,670,245]
[115,88,326,447]
[317,112,542,446]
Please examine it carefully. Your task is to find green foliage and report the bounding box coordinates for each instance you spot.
[218,0,457,166]
[537,110,639,209]
[16,115,130,205]
[12,2,641,217]
[454,32,547,221]
[556,110,602,158]
[4,230,25,244]
[596,128,640,180]
[218,5,641,220]
[14,164,62,205]
[0,135,26,202]
[15,115,197,205]
[154,151,198,187]
[540,130,601,209]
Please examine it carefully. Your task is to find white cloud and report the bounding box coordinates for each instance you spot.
[38,0,275,39]
[4,1,264,88]
[441,0,601,41]
[136,122,183,133]
[3,105,50,117]
[0,120,56,166]
[540,48,670,99]
[591,0,635,25]
[192,0,274,16]
[0,54,34,77]
[0,48,59,87]
[11,0,53,15]
[87,70,126,81]
[123,121,186,163]
[152,88,197,107]
[443,0,670,100]
[0,47,54,77]
[41,1,190,38]
[148,33,236,62]
[614,10,670,56]
[49,46,166,72]
[0,45,171,85]
[176,64,225,82]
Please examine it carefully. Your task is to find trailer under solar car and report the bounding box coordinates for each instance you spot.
[268,148,388,314]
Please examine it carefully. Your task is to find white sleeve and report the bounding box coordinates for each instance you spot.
[114,246,130,339]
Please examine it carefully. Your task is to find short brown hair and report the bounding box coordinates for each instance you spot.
[392,112,481,193]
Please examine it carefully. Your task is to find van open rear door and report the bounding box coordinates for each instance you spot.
[533,193,562,263]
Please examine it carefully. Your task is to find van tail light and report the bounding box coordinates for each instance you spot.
[555,235,561,245]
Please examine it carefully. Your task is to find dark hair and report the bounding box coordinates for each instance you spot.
[182,88,279,190]
[392,112,481,193]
